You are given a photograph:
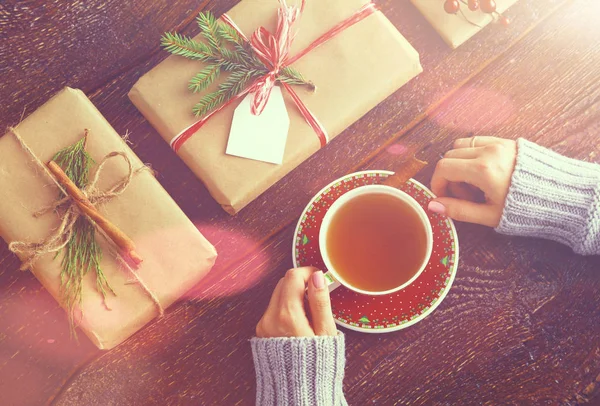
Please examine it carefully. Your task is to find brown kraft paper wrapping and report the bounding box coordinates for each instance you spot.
[129,0,423,214]
[0,88,217,350]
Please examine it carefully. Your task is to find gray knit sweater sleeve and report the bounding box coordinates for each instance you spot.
[251,333,347,406]
[496,138,600,255]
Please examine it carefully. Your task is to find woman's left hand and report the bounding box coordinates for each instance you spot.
[428,136,517,227]
[256,267,337,338]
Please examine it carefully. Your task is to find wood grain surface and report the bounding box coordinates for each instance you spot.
[1,0,599,405]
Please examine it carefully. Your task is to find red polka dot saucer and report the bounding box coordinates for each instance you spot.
[293,170,459,333]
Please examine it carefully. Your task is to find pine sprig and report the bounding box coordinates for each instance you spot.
[192,91,226,117]
[197,12,222,51]
[161,32,213,61]
[52,137,94,189]
[192,69,264,117]
[162,11,314,117]
[52,136,114,334]
[162,24,259,71]
[220,47,248,69]
[217,23,243,46]
[278,67,315,90]
[189,64,221,92]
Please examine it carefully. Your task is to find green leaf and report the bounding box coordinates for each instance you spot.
[278,66,315,89]
[219,48,246,70]
[278,75,306,86]
[192,91,225,117]
[188,65,220,93]
[51,134,116,337]
[280,66,305,82]
[302,235,309,245]
[161,32,212,61]
[359,316,370,323]
[190,68,262,117]
[217,23,243,46]
[53,136,94,189]
[219,70,253,95]
[197,12,221,50]
[235,44,264,68]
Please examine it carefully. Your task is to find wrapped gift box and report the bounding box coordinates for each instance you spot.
[0,88,217,349]
[129,0,423,214]
[410,0,518,49]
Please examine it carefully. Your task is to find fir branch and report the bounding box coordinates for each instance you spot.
[220,47,247,69]
[189,64,221,92]
[164,11,313,117]
[161,32,213,61]
[244,46,269,70]
[52,136,114,334]
[197,12,221,51]
[219,69,255,97]
[216,27,263,70]
[278,67,315,90]
[192,91,226,117]
[192,69,262,117]
[52,137,94,189]
[217,23,243,46]
[162,27,261,71]
[163,11,264,72]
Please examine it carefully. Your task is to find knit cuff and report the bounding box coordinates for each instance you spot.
[496,138,600,255]
[251,333,347,406]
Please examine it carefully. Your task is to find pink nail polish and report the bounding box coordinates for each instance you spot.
[428,201,446,215]
[313,271,325,289]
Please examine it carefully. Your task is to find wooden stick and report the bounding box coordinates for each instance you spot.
[383,155,428,188]
[47,160,143,265]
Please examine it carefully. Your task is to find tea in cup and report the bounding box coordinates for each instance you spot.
[319,185,433,295]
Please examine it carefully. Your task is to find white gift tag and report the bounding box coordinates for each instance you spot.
[226,86,290,165]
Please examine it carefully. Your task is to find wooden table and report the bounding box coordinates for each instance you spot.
[1,0,599,404]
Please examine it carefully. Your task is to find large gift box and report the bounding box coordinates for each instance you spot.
[0,88,217,349]
[410,0,517,49]
[129,0,422,214]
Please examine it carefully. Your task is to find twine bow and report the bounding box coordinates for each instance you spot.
[7,128,164,316]
[9,150,143,271]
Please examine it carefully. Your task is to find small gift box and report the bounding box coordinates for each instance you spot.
[0,88,217,349]
[129,0,422,214]
[410,0,517,49]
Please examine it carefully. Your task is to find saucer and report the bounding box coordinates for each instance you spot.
[292,170,459,333]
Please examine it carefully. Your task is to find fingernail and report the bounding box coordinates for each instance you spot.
[312,271,325,289]
[428,201,446,215]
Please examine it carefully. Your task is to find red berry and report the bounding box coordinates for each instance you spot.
[499,15,510,26]
[468,0,479,11]
[444,0,460,14]
[480,0,497,13]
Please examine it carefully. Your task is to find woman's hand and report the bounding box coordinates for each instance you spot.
[428,136,517,227]
[256,267,337,338]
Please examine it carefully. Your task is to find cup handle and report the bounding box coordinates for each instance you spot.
[324,271,341,292]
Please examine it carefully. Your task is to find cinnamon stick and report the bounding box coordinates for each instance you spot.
[47,160,143,265]
[383,155,428,188]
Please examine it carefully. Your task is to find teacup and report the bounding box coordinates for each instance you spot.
[319,184,433,295]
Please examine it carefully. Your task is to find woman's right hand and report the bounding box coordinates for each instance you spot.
[256,267,337,338]
[428,136,518,227]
